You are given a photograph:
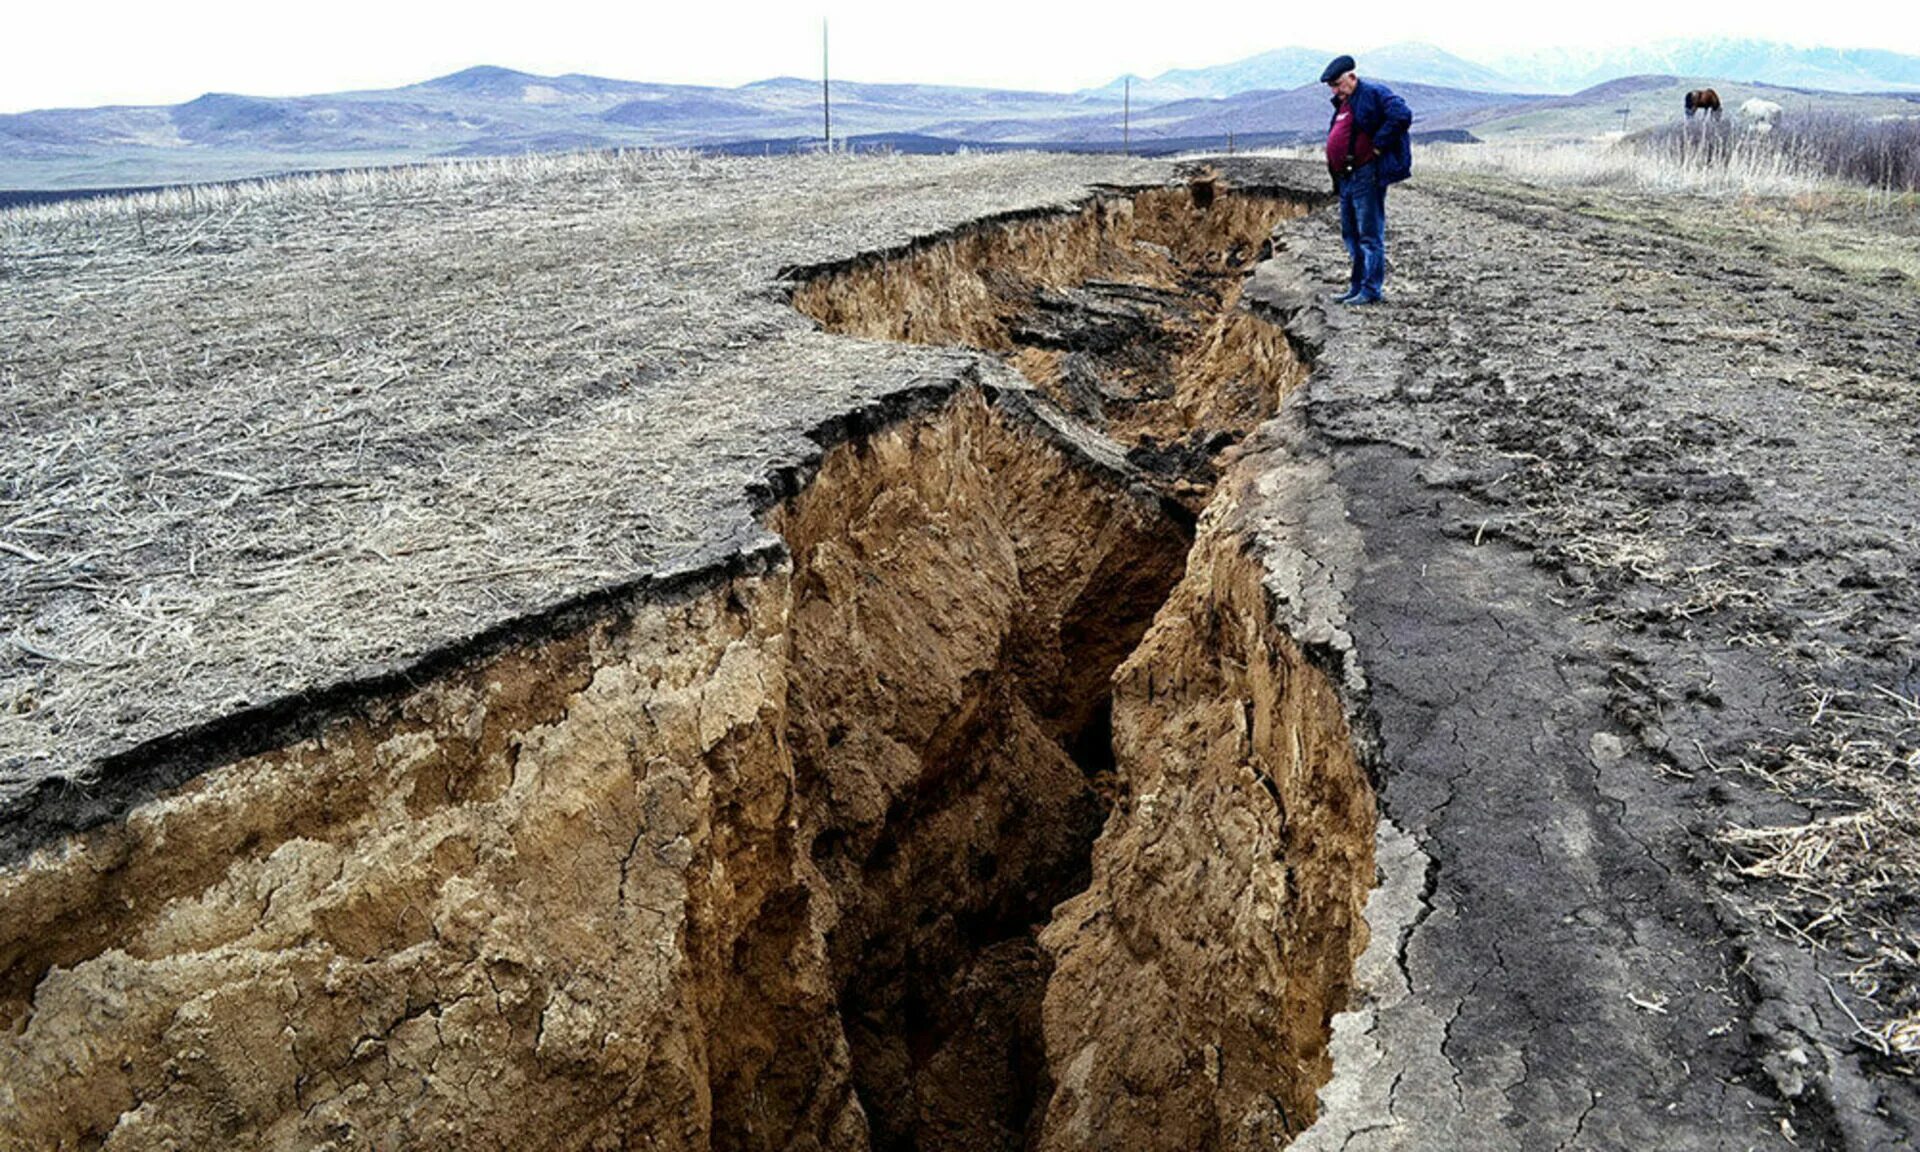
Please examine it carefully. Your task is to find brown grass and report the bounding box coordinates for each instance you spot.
[1713,685,1920,1064]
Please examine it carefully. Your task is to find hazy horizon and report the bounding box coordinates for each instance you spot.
[6,1,1920,115]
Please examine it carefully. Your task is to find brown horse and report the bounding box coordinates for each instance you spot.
[1684,89,1721,119]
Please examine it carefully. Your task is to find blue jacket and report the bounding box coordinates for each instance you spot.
[1330,78,1413,184]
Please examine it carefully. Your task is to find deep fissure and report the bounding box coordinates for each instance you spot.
[770,179,1345,1151]
[759,388,1189,1151]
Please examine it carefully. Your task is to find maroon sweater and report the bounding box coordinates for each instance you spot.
[1326,96,1378,174]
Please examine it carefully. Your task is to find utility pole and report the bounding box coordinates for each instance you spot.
[822,19,831,149]
[1123,76,1130,157]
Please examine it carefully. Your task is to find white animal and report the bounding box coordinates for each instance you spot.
[1740,98,1784,132]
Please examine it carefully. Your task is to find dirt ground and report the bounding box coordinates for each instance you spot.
[1235,159,1920,1148]
[6,150,1920,1149]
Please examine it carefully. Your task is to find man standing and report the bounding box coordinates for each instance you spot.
[1322,55,1413,305]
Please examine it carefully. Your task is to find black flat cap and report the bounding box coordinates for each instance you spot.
[1320,54,1356,83]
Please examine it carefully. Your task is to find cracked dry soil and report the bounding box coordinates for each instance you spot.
[1244,161,1920,1150]
[1,178,1378,1151]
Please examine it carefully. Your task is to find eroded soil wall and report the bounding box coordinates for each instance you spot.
[791,183,1376,1149]
[792,184,1309,495]
[1038,511,1376,1149]
[770,390,1190,1150]
[1,561,819,1150]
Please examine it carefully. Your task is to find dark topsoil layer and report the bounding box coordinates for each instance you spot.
[1222,156,1920,1148]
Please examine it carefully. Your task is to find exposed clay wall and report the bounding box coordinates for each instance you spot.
[793,182,1375,1149]
[770,390,1189,1151]
[791,185,1308,452]
[1038,498,1376,1150]
[0,384,1232,1151]
[1,561,819,1150]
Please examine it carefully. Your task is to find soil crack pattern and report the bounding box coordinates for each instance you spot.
[0,176,1377,1151]
[787,178,1375,1151]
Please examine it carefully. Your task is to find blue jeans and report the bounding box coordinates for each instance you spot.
[1339,164,1388,300]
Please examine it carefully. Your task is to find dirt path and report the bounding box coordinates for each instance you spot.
[1239,161,1920,1148]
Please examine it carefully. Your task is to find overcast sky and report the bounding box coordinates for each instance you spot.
[6,1,1919,113]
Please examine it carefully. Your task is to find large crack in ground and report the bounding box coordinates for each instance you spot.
[765,388,1190,1150]
[0,178,1378,1151]
[791,179,1304,512]
[782,180,1376,1150]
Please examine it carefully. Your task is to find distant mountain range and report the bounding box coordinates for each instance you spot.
[1103,38,1920,98]
[1093,43,1516,103]
[4,40,1919,193]
[1483,39,1920,94]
